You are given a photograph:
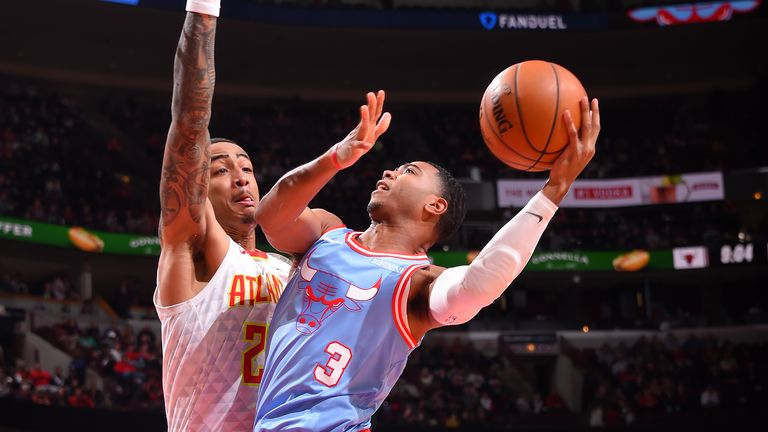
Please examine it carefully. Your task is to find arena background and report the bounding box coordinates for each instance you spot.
[1,0,766,430]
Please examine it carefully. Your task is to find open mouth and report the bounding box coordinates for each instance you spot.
[374,181,390,192]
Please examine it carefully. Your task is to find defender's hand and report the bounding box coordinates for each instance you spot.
[543,97,600,204]
[330,90,391,170]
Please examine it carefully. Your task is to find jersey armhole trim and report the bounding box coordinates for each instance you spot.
[392,264,425,350]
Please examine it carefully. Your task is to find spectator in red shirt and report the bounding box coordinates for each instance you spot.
[67,387,95,409]
[28,363,52,387]
[544,390,567,411]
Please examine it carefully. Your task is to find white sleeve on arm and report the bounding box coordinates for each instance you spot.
[429,191,558,325]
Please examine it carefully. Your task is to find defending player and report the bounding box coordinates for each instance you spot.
[153,1,289,430]
[252,91,600,431]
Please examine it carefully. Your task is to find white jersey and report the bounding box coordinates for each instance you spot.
[154,239,290,432]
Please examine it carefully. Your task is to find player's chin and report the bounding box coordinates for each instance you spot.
[366,199,384,216]
[231,204,258,225]
[241,206,258,223]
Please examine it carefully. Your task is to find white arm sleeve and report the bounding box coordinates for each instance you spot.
[429,191,558,325]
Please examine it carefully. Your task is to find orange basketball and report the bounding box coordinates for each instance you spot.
[479,60,587,172]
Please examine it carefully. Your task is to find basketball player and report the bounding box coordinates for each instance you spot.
[153,1,290,430]
[252,90,600,431]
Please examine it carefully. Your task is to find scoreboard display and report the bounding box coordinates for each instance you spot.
[714,242,767,266]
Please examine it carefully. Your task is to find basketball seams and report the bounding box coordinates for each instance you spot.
[480,99,543,165]
[513,62,541,171]
[542,63,562,156]
[480,68,545,165]
[480,60,581,172]
[481,104,563,170]
[517,62,561,171]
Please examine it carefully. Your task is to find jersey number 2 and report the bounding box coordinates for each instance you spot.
[242,322,268,386]
[314,341,352,387]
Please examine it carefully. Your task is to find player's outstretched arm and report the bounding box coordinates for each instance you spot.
[255,91,391,254]
[157,3,228,306]
[159,10,217,245]
[413,97,600,334]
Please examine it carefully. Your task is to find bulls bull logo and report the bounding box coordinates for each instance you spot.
[296,250,381,334]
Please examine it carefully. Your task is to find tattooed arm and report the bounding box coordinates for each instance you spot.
[157,12,229,306]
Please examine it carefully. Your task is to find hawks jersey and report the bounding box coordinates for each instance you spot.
[154,238,290,432]
[254,227,431,432]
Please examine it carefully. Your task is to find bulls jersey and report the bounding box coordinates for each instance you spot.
[254,227,431,432]
[154,238,290,432]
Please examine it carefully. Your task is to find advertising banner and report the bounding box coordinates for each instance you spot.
[112,1,610,31]
[526,249,672,271]
[6,216,751,273]
[430,249,674,271]
[0,216,160,256]
[497,172,724,208]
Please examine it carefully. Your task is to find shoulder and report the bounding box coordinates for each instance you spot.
[311,208,344,232]
[409,265,445,292]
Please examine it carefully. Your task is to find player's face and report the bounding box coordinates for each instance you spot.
[368,161,443,222]
[208,142,260,227]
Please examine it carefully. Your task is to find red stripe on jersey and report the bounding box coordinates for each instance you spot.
[266,281,276,304]
[245,249,269,260]
[392,264,424,349]
[345,232,429,261]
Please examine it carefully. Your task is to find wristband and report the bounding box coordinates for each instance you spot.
[186,0,220,17]
[330,144,344,170]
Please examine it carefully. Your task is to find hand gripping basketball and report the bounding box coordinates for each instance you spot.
[546,97,600,199]
[330,90,392,170]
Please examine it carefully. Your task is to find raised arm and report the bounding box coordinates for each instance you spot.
[159,11,217,245]
[157,3,227,307]
[410,97,600,337]
[255,91,391,254]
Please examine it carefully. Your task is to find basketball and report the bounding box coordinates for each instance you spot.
[479,60,587,171]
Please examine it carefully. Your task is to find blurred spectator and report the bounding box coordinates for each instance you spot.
[572,335,767,426]
[700,385,720,408]
[1,79,760,252]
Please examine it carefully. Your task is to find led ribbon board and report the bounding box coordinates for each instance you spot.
[628,0,761,26]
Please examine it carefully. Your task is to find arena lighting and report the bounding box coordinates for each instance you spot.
[627,0,760,26]
[754,192,763,200]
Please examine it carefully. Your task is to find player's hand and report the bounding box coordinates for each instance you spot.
[330,90,391,170]
[543,96,600,204]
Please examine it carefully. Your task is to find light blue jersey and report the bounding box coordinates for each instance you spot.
[254,227,431,432]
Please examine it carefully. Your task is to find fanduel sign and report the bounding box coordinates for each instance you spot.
[480,12,568,30]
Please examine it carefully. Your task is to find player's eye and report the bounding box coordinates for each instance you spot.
[214,167,228,175]
[242,167,253,173]
[404,167,415,174]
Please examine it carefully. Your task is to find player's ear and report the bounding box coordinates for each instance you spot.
[425,195,448,217]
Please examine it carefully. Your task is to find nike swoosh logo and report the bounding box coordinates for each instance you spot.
[525,211,543,223]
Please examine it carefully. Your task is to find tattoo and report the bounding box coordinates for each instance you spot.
[160,12,217,228]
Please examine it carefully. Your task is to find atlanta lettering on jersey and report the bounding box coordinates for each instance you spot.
[227,273,283,307]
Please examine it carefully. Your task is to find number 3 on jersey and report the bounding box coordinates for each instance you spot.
[242,322,268,386]
[314,341,352,387]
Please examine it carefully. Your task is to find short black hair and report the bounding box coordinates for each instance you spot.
[210,137,238,145]
[426,161,467,243]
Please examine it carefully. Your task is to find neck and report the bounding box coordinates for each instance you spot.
[357,221,432,256]
[223,226,257,251]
